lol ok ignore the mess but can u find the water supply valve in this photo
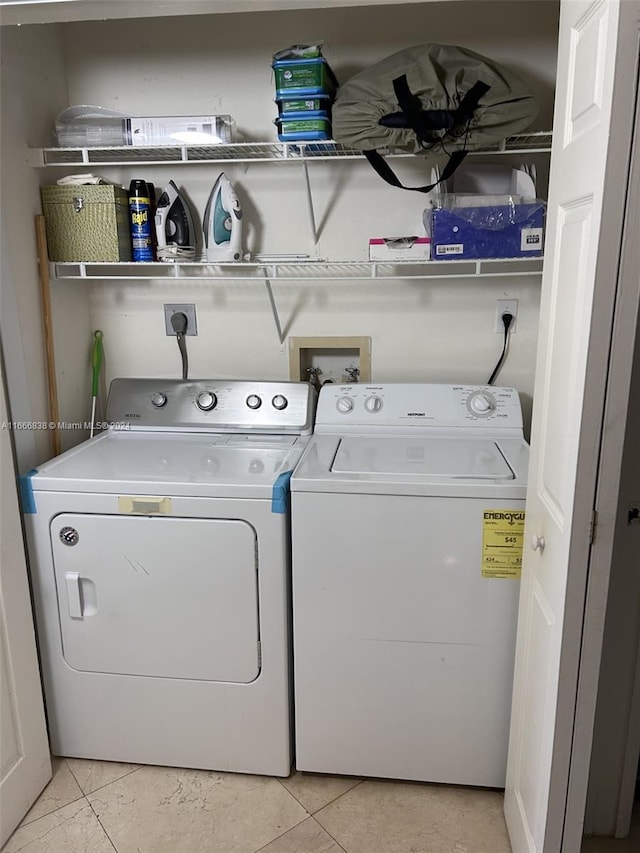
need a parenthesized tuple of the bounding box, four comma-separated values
(344, 366, 360, 384)
(306, 367, 323, 391)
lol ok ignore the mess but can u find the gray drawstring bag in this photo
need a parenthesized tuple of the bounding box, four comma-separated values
(332, 44, 538, 192)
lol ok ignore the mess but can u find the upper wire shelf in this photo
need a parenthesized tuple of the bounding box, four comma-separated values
(35, 132, 553, 167)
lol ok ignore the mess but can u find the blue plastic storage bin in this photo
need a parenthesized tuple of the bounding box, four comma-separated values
(275, 110, 332, 142)
(276, 94, 333, 114)
(431, 201, 545, 260)
(272, 57, 338, 97)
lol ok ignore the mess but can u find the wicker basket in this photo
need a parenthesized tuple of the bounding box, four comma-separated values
(41, 184, 132, 262)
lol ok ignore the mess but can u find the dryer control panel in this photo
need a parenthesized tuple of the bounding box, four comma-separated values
(315, 384, 524, 433)
(106, 378, 318, 434)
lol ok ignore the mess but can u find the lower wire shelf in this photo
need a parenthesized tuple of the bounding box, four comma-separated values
(50, 257, 544, 282)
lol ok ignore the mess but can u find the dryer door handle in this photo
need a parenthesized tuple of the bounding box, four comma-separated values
(65, 571, 83, 619)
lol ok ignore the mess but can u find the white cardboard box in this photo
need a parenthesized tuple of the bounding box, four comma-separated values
(369, 236, 431, 261)
(128, 115, 234, 146)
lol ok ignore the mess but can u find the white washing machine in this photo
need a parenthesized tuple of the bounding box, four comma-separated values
(21, 378, 316, 777)
(291, 383, 529, 787)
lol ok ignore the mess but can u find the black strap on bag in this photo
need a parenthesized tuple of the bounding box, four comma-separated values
(364, 147, 468, 193)
(366, 78, 491, 193)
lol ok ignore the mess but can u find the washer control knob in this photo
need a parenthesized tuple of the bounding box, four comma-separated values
(150, 392, 167, 408)
(365, 395, 383, 413)
(336, 396, 354, 413)
(196, 391, 217, 411)
(468, 391, 496, 416)
(272, 394, 288, 410)
(247, 394, 262, 410)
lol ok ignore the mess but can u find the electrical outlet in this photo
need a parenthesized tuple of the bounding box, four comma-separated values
(495, 299, 518, 334)
(164, 304, 197, 336)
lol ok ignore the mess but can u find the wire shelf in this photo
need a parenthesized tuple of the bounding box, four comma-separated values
(37, 132, 553, 167)
(50, 257, 544, 282)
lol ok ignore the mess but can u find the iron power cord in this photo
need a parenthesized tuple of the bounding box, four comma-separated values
(487, 312, 514, 386)
(171, 311, 189, 381)
(156, 244, 196, 261)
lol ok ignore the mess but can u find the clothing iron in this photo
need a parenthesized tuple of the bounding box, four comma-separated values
(155, 180, 196, 261)
(203, 172, 243, 262)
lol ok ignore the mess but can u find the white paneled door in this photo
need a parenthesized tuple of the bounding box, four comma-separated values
(505, 1, 640, 851)
(0, 358, 50, 846)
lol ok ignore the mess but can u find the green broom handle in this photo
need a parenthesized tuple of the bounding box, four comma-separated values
(91, 330, 103, 398)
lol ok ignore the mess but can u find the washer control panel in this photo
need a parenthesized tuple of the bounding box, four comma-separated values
(106, 379, 317, 434)
(317, 384, 523, 431)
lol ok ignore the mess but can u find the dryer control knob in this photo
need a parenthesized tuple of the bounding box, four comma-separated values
(336, 396, 354, 413)
(151, 392, 167, 408)
(196, 391, 217, 411)
(247, 394, 262, 410)
(468, 391, 496, 416)
(272, 394, 288, 410)
(365, 395, 383, 413)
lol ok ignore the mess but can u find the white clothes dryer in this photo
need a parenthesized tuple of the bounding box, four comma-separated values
(291, 383, 529, 787)
(21, 378, 316, 777)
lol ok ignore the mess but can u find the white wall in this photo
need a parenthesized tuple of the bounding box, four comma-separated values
(0, 23, 72, 466)
(1, 1, 560, 464)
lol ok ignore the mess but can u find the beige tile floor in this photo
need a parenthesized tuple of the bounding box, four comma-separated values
(2, 757, 638, 853)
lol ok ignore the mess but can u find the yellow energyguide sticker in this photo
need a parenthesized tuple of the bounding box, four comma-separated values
(482, 509, 526, 579)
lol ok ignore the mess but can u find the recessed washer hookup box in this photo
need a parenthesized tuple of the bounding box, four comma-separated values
(431, 199, 545, 260)
(369, 236, 431, 261)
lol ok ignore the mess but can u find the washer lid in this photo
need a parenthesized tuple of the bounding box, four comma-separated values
(331, 436, 514, 479)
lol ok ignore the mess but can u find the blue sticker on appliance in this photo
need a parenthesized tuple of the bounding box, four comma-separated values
(271, 470, 293, 514)
(18, 468, 39, 513)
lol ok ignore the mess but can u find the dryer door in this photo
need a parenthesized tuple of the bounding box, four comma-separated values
(50, 514, 260, 683)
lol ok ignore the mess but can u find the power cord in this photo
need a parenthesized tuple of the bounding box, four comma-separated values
(171, 311, 189, 381)
(157, 244, 196, 261)
(487, 312, 514, 386)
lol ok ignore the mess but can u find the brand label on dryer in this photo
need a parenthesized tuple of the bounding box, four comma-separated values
(481, 509, 525, 579)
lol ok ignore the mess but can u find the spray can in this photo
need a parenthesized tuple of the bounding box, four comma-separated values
(128, 180, 154, 261)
